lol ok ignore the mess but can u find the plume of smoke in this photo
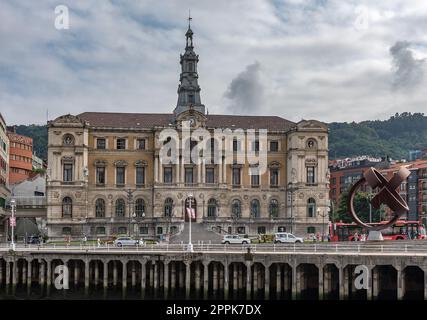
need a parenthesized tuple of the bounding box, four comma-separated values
(390, 41, 425, 90)
(224, 61, 264, 114)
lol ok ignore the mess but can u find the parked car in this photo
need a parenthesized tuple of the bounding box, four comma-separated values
(113, 237, 144, 247)
(27, 235, 41, 244)
(274, 232, 303, 244)
(221, 234, 251, 245)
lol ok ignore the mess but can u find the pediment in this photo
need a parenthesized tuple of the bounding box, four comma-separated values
(297, 120, 328, 131)
(49, 114, 86, 128)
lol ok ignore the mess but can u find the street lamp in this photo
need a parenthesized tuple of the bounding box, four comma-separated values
(187, 193, 194, 252)
(287, 182, 297, 234)
(10, 199, 16, 251)
(317, 207, 328, 242)
(126, 189, 135, 237)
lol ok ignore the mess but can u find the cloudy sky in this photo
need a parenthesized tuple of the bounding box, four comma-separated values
(1, 0, 427, 125)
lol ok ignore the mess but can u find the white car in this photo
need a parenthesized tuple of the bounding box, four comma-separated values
(274, 232, 303, 244)
(113, 237, 144, 247)
(221, 235, 251, 245)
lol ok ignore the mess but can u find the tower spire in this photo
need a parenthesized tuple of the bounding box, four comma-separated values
(173, 15, 205, 116)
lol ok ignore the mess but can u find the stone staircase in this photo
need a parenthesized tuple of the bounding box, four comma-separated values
(170, 222, 222, 244)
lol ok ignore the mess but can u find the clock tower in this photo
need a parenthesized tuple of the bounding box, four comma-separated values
(173, 15, 206, 117)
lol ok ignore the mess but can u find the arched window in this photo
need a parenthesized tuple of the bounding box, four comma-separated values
(307, 198, 316, 217)
(250, 199, 260, 218)
(95, 198, 105, 218)
(231, 199, 241, 219)
(164, 198, 173, 217)
(207, 198, 217, 218)
(62, 197, 72, 217)
(115, 199, 126, 217)
(63, 134, 75, 146)
(269, 199, 279, 218)
(135, 198, 145, 217)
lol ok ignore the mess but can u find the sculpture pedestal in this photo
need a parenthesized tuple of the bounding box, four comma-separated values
(367, 230, 383, 241)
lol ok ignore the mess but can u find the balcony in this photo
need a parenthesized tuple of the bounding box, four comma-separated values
(6, 196, 47, 208)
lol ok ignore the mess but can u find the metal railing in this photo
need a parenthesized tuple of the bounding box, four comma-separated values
(1, 241, 427, 254)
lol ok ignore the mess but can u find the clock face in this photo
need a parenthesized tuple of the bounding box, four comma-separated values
(189, 118, 195, 126)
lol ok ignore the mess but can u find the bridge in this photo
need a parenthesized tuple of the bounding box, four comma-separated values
(1, 242, 427, 300)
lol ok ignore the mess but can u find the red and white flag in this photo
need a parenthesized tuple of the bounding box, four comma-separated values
(186, 207, 195, 219)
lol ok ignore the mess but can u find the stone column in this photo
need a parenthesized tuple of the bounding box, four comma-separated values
(171, 262, 176, 292)
(159, 165, 164, 184)
(149, 261, 154, 290)
(292, 264, 297, 300)
(84, 260, 90, 293)
(6, 261, 10, 286)
(246, 262, 252, 300)
(40, 260, 45, 286)
(276, 264, 282, 299)
(12, 260, 17, 287)
(164, 261, 169, 299)
(103, 261, 108, 289)
(201, 160, 205, 184)
(366, 265, 373, 301)
(131, 262, 136, 288)
(318, 265, 324, 300)
(22, 261, 27, 286)
(372, 267, 379, 300)
(27, 259, 32, 289)
(154, 156, 159, 183)
(46, 260, 51, 289)
(113, 261, 118, 287)
(253, 264, 258, 298)
(396, 266, 403, 300)
(0, 260, 3, 285)
(218, 158, 223, 184)
(185, 261, 191, 299)
(233, 264, 238, 298)
(74, 260, 80, 287)
(181, 158, 185, 183)
(219, 265, 224, 295)
(339, 266, 344, 300)
(141, 260, 147, 298)
(424, 268, 427, 301)
(213, 263, 218, 295)
(154, 261, 159, 297)
(95, 262, 99, 287)
(224, 262, 229, 300)
(203, 262, 209, 300)
(122, 260, 128, 290)
(223, 158, 227, 184)
(195, 262, 200, 297)
(265, 264, 270, 300)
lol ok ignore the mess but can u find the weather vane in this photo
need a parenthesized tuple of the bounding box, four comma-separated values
(347, 166, 410, 238)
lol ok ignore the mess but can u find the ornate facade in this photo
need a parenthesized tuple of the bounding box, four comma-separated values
(46, 24, 329, 240)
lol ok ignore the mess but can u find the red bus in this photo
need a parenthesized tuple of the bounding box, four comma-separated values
(329, 220, 427, 241)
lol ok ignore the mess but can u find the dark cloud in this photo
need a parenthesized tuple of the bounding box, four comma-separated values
(224, 61, 264, 114)
(390, 41, 425, 90)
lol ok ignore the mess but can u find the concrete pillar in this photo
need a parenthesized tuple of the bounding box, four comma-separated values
(131, 262, 136, 288)
(276, 264, 281, 299)
(113, 261, 118, 287)
(203, 262, 209, 300)
(265, 264, 270, 300)
(318, 265, 324, 300)
(164, 261, 169, 299)
(185, 262, 191, 299)
(122, 261, 127, 290)
(103, 261, 108, 289)
(224, 262, 229, 300)
(141, 260, 147, 298)
(95, 262, 99, 286)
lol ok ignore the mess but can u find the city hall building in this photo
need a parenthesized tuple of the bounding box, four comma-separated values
(46, 24, 329, 240)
